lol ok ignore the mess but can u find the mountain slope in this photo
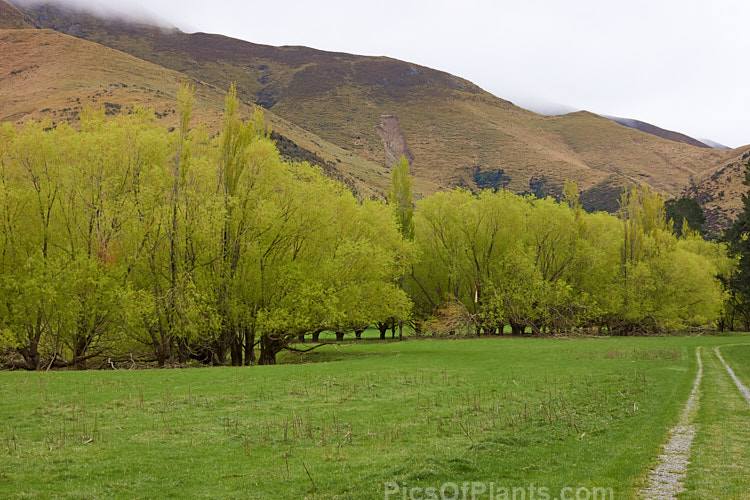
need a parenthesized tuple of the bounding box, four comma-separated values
(0, 28, 389, 198)
(685, 149, 750, 231)
(0, 0, 32, 28)
(4, 0, 748, 233)
(605, 116, 712, 149)
(13, 2, 738, 202)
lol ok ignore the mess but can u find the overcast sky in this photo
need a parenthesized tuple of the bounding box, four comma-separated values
(34, 0, 750, 147)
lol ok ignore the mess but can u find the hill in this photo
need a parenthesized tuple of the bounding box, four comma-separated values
(3, 0, 748, 232)
(0, 27, 389, 198)
(685, 149, 750, 231)
(605, 116, 712, 149)
(0, 0, 31, 28)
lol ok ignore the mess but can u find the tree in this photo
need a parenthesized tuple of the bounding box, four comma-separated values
(618, 184, 672, 267)
(409, 184, 726, 337)
(722, 161, 750, 329)
(0, 91, 421, 369)
(409, 189, 529, 334)
(615, 184, 725, 332)
(387, 154, 415, 339)
(252, 165, 413, 364)
(119, 87, 222, 367)
(388, 155, 415, 241)
(212, 84, 266, 365)
(665, 197, 705, 237)
(0, 114, 146, 369)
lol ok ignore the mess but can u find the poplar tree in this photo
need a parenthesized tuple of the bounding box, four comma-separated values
(387, 154, 414, 339)
(388, 155, 415, 241)
(215, 83, 259, 365)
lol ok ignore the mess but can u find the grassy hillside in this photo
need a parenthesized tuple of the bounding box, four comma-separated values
(0, 28, 390, 199)
(4, 0, 748, 230)
(607, 116, 713, 149)
(686, 149, 750, 231)
(0, 0, 32, 28)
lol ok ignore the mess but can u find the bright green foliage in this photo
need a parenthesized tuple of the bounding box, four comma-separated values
(0, 91, 413, 368)
(562, 178, 582, 214)
(410, 186, 727, 335)
(0, 95, 732, 369)
(212, 83, 264, 365)
(242, 161, 413, 364)
(614, 185, 725, 332)
(0, 113, 164, 369)
(387, 154, 415, 240)
(618, 184, 673, 266)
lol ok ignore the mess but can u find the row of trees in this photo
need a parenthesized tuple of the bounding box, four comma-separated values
(0, 86, 736, 368)
(0, 85, 412, 369)
(406, 184, 729, 335)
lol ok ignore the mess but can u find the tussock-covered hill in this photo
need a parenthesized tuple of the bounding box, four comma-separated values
(0, 27, 388, 198)
(0, 0, 32, 28)
(605, 116, 713, 149)
(3, 0, 748, 232)
(685, 149, 750, 231)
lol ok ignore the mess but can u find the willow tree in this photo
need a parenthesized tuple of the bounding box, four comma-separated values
(250, 161, 413, 364)
(0, 120, 66, 369)
(612, 184, 728, 332)
(409, 189, 529, 334)
(0, 113, 149, 369)
(118, 85, 223, 366)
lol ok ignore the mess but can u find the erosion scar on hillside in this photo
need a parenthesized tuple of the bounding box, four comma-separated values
(374, 114, 414, 169)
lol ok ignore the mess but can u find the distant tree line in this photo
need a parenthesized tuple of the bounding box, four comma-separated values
(0, 86, 737, 369)
(407, 182, 729, 336)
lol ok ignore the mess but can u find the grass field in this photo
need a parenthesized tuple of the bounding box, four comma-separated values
(682, 343, 750, 498)
(1, 334, 749, 499)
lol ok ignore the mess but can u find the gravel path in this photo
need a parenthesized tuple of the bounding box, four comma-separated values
(640, 347, 702, 500)
(714, 346, 750, 407)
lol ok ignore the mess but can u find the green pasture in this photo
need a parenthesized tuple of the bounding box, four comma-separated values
(1, 335, 749, 499)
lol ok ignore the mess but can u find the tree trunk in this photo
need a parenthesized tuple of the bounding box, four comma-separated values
(398, 322, 403, 341)
(18, 342, 41, 371)
(413, 320, 423, 337)
(311, 330, 321, 343)
(147, 324, 168, 367)
(73, 332, 92, 370)
(175, 337, 190, 365)
(377, 322, 389, 340)
(243, 326, 255, 366)
(335, 331, 345, 342)
(230, 329, 243, 366)
(258, 333, 283, 365)
(354, 327, 366, 340)
(510, 320, 524, 336)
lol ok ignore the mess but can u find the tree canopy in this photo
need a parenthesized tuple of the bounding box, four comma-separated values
(0, 93, 413, 368)
(0, 91, 736, 369)
(408, 185, 728, 336)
